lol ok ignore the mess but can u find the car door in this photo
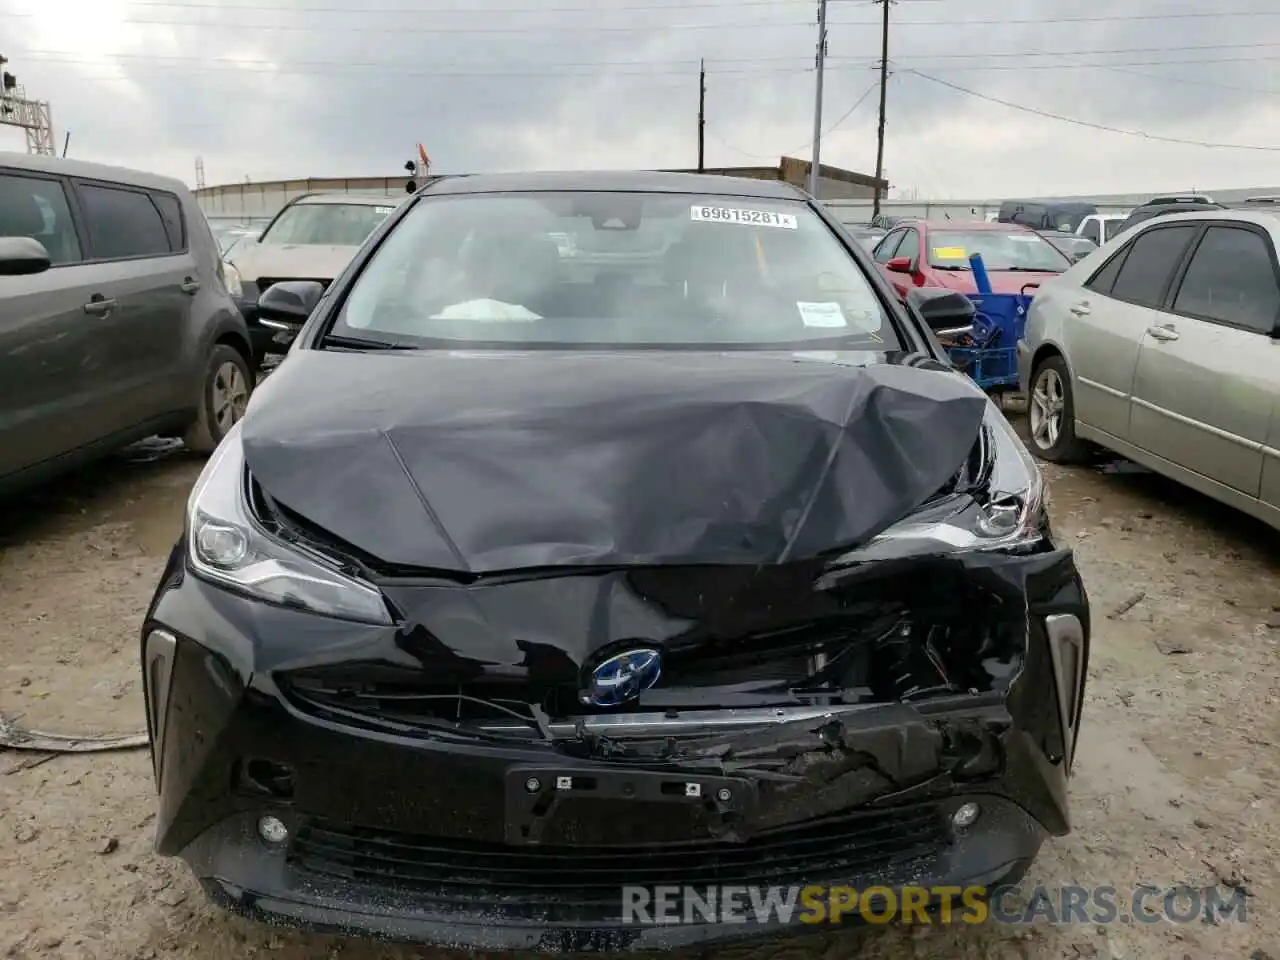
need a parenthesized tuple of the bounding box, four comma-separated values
(871, 229, 908, 296)
(71, 179, 196, 428)
(1129, 222, 1280, 497)
(894, 227, 926, 291)
(1062, 223, 1199, 440)
(1078, 217, 1102, 245)
(0, 168, 117, 478)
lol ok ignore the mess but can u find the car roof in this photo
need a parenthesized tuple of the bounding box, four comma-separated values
(422, 170, 808, 201)
(905, 219, 1039, 233)
(1132, 209, 1280, 231)
(293, 192, 404, 206)
(0, 150, 192, 196)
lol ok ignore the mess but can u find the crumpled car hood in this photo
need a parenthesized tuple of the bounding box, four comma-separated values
(240, 350, 989, 572)
(228, 243, 361, 283)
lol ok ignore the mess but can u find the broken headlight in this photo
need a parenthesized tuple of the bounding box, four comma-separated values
(185, 422, 392, 625)
(845, 406, 1047, 559)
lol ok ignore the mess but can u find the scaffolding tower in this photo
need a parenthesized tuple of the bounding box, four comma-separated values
(0, 57, 56, 156)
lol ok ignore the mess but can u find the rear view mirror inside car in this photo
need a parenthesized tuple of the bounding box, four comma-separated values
(0, 236, 51, 276)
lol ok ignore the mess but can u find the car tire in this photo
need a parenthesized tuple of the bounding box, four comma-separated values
(185, 344, 254, 455)
(1027, 355, 1089, 463)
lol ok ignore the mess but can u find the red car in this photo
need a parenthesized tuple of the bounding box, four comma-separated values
(869, 219, 1072, 298)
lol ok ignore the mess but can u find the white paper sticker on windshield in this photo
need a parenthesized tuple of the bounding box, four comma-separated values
(430, 299, 541, 322)
(691, 205, 797, 229)
(797, 301, 847, 328)
(1008, 234, 1040, 242)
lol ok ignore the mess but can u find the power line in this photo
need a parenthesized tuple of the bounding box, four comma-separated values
(0, 10, 814, 32)
(29, 0, 1280, 25)
(6, 6, 1280, 34)
(905, 68, 1280, 152)
(16, 55, 1280, 84)
(11, 41, 1280, 71)
(1096, 64, 1279, 96)
(832, 9, 1280, 27)
(902, 54, 1280, 72)
(715, 78, 880, 163)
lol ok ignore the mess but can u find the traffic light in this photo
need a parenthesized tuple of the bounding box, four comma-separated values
(2, 72, 15, 91)
(405, 159, 417, 194)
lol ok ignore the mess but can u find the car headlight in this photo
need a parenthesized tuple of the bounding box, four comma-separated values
(186, 422, 392, 625)
(839, 405, 1047, 561)
(222, 261, 244, 299)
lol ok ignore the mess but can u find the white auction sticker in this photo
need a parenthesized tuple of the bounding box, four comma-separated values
(691, 205, 798, 229)
(796, 301, 848, 328)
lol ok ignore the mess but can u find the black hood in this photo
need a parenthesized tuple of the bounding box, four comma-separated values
(240, 350, 989, 573)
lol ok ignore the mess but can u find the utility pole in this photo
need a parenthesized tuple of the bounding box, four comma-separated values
(697, 59, 706, 172)
(872, 0, 890, 219)
(807, 0, 828, 197)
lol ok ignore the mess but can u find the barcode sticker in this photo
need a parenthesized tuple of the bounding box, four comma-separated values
(691, 206, 798, 229)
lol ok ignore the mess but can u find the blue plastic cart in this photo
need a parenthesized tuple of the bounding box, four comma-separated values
(943, 253, 1038, 394)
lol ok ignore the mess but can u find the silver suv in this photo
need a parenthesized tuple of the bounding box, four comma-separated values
(0, 152, 254, 492)
(222, 193, 401, 362)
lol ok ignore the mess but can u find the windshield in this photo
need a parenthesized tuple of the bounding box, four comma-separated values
(333, 191, 900, 350)
(927, 228, 1071, 272)
(262, 201, 395, 246)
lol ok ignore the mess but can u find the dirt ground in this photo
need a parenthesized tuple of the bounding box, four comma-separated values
(2, 411, 1278, 960)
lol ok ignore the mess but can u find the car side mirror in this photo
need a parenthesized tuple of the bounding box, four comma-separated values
(886, 255, 915, 274)
(0, 236, 51, 276)
(906, 286, 976, 338)
(257, 280, 325, 336)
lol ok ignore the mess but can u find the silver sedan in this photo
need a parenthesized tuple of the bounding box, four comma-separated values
(1018, 209, 1280, 528)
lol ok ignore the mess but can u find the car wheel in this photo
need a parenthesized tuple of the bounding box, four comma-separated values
(185, 344, 253, 455)
(1027, 355, 1089, 463)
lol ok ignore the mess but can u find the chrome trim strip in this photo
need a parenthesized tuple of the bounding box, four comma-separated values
(478, 705, 864, 738)
(1130, 397, 1262, 452)
(144, 629, 177, 787)
(1076, 376, 1127, 400)
(1045, 613, 1085, 771)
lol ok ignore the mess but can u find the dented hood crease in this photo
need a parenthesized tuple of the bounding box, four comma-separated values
(240, 350, 988, 572)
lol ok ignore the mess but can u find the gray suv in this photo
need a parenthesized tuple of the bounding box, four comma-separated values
(0, 153, 254, 492)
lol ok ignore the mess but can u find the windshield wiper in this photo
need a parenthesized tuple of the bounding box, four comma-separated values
(323, 334, 420, 351)
(1000, 266, 1056, 272)
(930, 264, 969, 271)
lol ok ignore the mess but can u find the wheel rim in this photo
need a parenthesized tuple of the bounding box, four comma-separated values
(211, 361, 249, 433)
(1029, 367, 1065, 450)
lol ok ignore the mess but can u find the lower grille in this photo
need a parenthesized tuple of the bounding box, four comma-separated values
(289, 804, 947, 921)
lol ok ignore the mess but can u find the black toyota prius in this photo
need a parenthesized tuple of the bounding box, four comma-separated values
(141, 171, 1090, 951)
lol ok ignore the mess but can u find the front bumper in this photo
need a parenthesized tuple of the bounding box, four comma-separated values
(141, 546, 1089, 950)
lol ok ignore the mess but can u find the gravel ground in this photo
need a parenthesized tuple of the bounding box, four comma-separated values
(1, 412, 1278, 960)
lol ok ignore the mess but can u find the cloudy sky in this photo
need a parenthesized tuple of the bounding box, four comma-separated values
(0, 0, 1277, 198)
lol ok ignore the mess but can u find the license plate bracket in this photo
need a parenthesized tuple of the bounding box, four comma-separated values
(504, 767, 757, 846)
